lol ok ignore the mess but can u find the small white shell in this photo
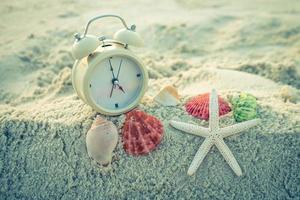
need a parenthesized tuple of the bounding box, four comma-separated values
(279, 85, 299, 103)
(154, 85, 180, 106)
(86, 115, 118, 167)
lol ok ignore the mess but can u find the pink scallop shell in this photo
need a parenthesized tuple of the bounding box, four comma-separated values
(122, 110, 164, 156)
(185, 93, 231, 120)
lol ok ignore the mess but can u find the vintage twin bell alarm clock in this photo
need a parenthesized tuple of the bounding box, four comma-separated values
(71, 14, 148, 116)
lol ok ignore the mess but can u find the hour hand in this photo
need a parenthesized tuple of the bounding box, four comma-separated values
(117, 84, 125, 93)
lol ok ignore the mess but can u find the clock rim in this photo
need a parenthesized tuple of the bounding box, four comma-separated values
(72, 58, 88, 104)
(83, 48, 148, 116)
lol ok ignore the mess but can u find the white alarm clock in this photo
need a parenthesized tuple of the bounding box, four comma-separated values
(71, 14, 148, 116)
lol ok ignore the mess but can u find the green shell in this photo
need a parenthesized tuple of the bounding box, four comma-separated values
(231, 93, 257, 122)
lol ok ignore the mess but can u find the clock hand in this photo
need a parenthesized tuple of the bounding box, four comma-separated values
(109, 84, 114, 98)
(117, 84, 125, 93)
(116, 59, 123, 79)
(108, 58, 116, 79)
(109, 84, 117, 98)
(115, 59, 125, 94)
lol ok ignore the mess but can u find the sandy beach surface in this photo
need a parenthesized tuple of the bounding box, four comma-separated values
(0, 0, 300, 199)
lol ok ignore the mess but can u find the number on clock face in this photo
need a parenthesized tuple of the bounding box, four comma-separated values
(89, 55, 143, 111)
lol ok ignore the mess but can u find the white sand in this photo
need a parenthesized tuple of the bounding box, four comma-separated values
(0, 0, 299, 199)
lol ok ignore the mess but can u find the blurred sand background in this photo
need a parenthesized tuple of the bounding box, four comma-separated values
(0, 0, 300, 199)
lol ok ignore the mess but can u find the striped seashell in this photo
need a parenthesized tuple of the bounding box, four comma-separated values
(185, 93, 231, 120)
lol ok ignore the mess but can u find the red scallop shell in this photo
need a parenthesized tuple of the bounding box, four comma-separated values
(122, 110, 164, 156)
(185, 93, 231, 120)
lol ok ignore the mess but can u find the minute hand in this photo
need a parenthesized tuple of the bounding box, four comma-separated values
(108, 58, 116, 79)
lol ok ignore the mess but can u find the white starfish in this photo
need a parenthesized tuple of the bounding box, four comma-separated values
(170, 89, 260, 176)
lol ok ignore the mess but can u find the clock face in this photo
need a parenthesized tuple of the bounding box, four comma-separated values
(88, 55, 145, 112)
